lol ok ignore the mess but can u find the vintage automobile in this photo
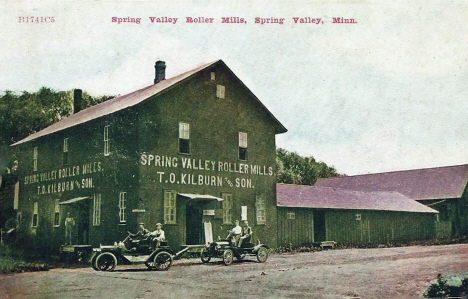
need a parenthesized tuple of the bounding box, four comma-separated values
(90, 233, 174, 271)
(200, 236, 269, 266)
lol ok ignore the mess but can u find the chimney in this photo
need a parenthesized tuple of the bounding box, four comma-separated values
(73, 89, 83, 114)
(154, 61, 166, 84)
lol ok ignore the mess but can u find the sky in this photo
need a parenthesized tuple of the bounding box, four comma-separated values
(1, 0, 467, 175)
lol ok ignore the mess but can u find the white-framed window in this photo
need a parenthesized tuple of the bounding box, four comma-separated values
(355, 213, 361, 221)
(255, 195, 266, 225)
(178, 122, 190, 154)
(211, 72, 216, 81)
(33, 147, 38, 171)
(239, 132, 248, 160)
(104, 125, 110, 156)
(93, 193, 101, 226)
(119, 192, 126, 223)
(164, 190, 177, 224)
(286, 211, 296, 220)
(63, 138, 69, 165)
(216, 84, 225, 99)
(32, 202, 38, 227)
(54, 199, 60, 227)
(222, 193, 233, 224)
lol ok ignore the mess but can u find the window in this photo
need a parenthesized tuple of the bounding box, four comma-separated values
(211, 72, 216, 81)
(54, 199, 60, 227)
(63, 138, 69, 165)
(178, 122, 190, 154)
(286, 211, 296, 220)
(104, 125, 110, 156)
(119, 192, 127, 223)
(255, 195, 266, 225)
(222, 193, 233, 224)
(355, 213, 361, 221)
(33, 147, 38, 171)
(216, 84, 225, 99)
(93, 194, 101, 226)
(164, 190, 177, 224)
(32, 202, 38, 227)
(239, 132, 248, 160)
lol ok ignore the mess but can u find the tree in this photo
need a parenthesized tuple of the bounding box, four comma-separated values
(276, 148, 340, 185)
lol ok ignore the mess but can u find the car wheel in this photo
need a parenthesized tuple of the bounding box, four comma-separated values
(256, 247, 268, 263)
(200, 248, 211, 263)
(223, 249, 234, 266)
(154, 251, 173, 271)
(95, 252, 117, 271)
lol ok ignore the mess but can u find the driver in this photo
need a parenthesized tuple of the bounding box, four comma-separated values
(128, 223, 150, 240)
(150, 223, 165, 249)
(227, 220, 242, 246)
(238, 220, 252, 247)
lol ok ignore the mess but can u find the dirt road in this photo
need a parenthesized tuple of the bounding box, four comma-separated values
(1, 244, 467, 299)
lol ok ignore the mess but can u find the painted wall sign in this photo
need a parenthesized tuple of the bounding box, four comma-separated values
(132, 209, 146, 213)
(22, 161, 104, 196)
(203, 210, 215, 216)
(140, 153, 274, 189)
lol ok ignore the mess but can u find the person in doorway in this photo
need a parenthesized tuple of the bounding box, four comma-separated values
(238, 220, 252, 247)
(150, 223, 165, 249)
(64, 212, 75, 245)
(227, 220, 242, 246)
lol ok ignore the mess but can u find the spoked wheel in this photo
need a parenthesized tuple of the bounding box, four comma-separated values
(256, 247, 268, 263)
(223, 249, 234, 266)
(200, 248, 211, 263)
(154, 251, 173, 271)
(95, 252, 117, 271)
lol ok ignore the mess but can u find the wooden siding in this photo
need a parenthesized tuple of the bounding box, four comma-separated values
(278, 207, 437, 248)
(277, 208, 314, 248)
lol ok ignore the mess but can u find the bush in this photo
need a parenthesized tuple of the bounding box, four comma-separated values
(423, 274, 468, 298)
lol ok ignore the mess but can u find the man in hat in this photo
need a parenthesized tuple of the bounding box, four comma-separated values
(64, 212, 75, 245)
(150, 223, 165, 249)
(238, 220, 252, 247)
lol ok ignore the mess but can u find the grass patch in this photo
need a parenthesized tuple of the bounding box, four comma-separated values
(423, 273, 468, 298)
(0, 245, 50, 273)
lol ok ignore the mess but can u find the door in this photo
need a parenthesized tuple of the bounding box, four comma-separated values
(186, 204, 202, 245)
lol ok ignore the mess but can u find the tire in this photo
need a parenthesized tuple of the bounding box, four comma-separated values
(256, 247, 268, 263)
(90, 254, 99, 271)
(95, 252, 118, 271)
(154, 251, 173, 271)
(200, 248, 211, 263)
(223, 249, 234, 266)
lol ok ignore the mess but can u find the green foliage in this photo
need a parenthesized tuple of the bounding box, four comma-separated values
(423, 274, 468, 298)
(276, 148, 341, 185)
(0, 87, 115, 146)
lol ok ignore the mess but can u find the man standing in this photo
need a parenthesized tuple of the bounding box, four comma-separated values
(64, 212, 75, 245)
(238, 220, 252, 247)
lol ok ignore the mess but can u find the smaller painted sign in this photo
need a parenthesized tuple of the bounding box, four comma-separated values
(203, 210, 215, 216)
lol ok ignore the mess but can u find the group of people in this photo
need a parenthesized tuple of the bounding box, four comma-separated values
(128, 219, 252, 250)
(128, 222, 165, 250)
(227, 220, 252, 247)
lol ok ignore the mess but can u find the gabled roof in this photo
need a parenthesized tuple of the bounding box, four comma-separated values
(276, 184, 438, 213)
(12, 60, 287, 146)
(315, 164, 468, 201)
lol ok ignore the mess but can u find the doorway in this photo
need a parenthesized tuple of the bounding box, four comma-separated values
(313, 210, 326, 242)
(186, 205, 202, 245)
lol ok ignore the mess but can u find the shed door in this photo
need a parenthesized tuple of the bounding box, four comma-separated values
(313, 210, 326, 242)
